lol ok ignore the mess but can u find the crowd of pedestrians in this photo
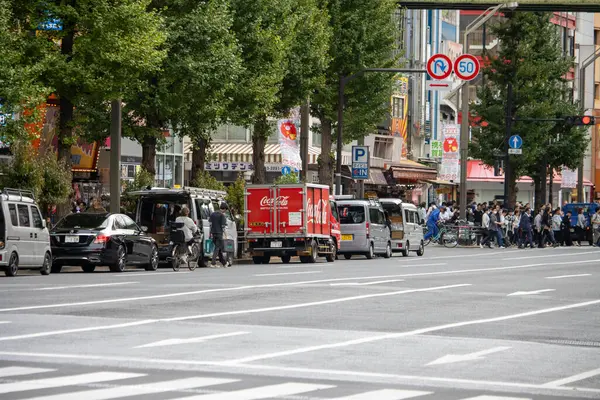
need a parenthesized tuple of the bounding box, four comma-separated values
(421, 200, 599, 249)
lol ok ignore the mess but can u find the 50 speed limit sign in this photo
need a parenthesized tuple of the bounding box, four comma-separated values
(454, 54, 480, 81)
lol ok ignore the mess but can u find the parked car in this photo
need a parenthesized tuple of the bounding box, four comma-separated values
(380, 199, 425, 257)
(336, 199, 392, 259)
(0, 188, 51, 277)
(50, 212, 158, 273)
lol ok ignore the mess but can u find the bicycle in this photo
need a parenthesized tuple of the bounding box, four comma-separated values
(423, 222, 458, 248)
(169, 222, 202, 271)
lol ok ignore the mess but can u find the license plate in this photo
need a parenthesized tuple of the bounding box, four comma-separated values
(342, 234, 353, 241)
(270, 241, 282, 248)
(65, 236, 79, 243)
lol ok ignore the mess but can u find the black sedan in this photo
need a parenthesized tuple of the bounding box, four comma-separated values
(50, 212, 158, 273)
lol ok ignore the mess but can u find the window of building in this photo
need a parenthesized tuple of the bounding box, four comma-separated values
(312, 127, 322, 147)
(228, 125, 247, 141)
(392, 96, 404, 119)
(373, 136, 393, 160)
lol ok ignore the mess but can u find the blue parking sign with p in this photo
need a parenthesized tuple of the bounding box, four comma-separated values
(351, 146, 369, 180)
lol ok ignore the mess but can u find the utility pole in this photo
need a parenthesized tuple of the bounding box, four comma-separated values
(300, 97, 310, 182)
(503, 81, 513, 207)
(109, 100, 122, 213)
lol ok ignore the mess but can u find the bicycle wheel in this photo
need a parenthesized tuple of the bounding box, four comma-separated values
(171, 245, 181, 271)
(441, 230, 459, 248)
(423, 237, 432, 246)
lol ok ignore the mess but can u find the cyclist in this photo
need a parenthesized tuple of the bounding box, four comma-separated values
(175, 206, 199, 263)
(424, 205, 441, 241)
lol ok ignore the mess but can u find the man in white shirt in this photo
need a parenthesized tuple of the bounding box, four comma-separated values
(175, 207, 199, 262)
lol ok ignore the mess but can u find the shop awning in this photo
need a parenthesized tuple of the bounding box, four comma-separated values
(467, 160, 593, 186)
(423, 179, 458, 186)
(365, 168, 389, 186)
(390, 159, 437, 182)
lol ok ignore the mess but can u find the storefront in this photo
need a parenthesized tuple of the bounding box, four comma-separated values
(389, 159, 438, 204)
(155, 134, 184, 188)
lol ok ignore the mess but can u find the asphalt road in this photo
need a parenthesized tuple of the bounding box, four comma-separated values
(0, 245, 599, 400)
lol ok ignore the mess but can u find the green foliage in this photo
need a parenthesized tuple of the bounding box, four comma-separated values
(274, 172, 300, 184)
(225, 174, 245, 222)
(121, 167, 155, 212)
(0, 143, 72, 212)
(192, 170, 226, 191)
(471, 12, 582, 182)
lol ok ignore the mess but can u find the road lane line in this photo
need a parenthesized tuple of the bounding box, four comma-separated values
(330, 280, 405, 286)
(0, 321, 9, 324)
(0, 366, 54, 378)
(332, 389, 432, 399)
(111, 271, 190, 276)
(219, 298, 600, 365)
(168, 382, 334, 400)
(461, 396, 531, 400)
(34, 282, 139, 291)
(503, 251, 599, 261)
(162, 284, 471, 323)
(254, 271, 322, 277)
(0, 320, 157, 342)
(0, 372, 144, 394)
(135, 331, 250, 348)
(1, 259, 596, 313)
(23, 377, 238, 400)
(546, 273, 592, 279)
(542, 367, 600, 387)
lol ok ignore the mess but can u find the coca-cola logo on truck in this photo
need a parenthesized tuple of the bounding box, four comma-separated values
(307, 198, 329, 225)
(260, 196, 289, 209)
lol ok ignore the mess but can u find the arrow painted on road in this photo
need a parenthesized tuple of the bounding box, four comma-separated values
(507, 289, 555, 297)
(427, 346, 510, 366)
(134, 331, 249, 349)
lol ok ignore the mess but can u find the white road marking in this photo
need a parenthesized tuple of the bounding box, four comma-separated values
(34, 282, 139, 291)
(0, 371, 144, 394)
(426, 346, 511, 366)
(1, 259, 597, 313)
(22, 377, 238, 400)
(461, 396, 531, 400)
(111, 271, 190, 277)
(219, 298, 600, 364)
(162, 284, 471, 323)
(0, 321, 9, 324)
(428, 251, 515, 259)
(507, 289, 555, 297)
(546, 273, 592, 280)
(0, 319, 157, 342)
(503, 250, 599, 261)
(0, 366, 54, 378)
(135, 331, 250, 349)
(543, 367, 600, 387)
(330, 280, 405, 286)
(168, 382, 334, 400)
(333, 389, 432, 399)
(254, 271, 322, 277)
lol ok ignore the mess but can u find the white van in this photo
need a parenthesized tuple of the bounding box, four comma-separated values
(0, 188, 51, 276)
(379, 199, 425, 257)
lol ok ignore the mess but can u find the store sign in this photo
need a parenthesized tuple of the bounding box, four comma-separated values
(392, 169, 437, 181)
(561, 167, 577, 188)
(439, 124, 460, 182)
(204, 162, 284, 172)
(431, 140, 442, 158)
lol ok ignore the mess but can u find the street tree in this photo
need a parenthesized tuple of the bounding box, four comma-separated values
(311, 0, 399, 186)
(471, 12, 582, 208)
(8, 0, 166, 170)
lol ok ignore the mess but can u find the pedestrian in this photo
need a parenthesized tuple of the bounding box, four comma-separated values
(480, 207, 492, 248)
(519, 207, 535, 249)
(86, 197, 107, 213)
(209, 202, 231, 268)
(575, 208, 587, 246)
(562, 211, 574, 247)
(552, 208, 563, 246)
(175, 206, 199, 264)
(592, 208, 600, 246)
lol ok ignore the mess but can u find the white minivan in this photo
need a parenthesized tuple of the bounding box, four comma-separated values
(0, 188, 52, 276)
(380, 199, 425, 257)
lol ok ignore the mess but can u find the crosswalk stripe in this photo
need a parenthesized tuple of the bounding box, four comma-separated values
(19, 377, 238, 400)
(0, 367, 55, 378)
(0, 372, 144, 394)
(334, 389, 433, 399)
(168, 382, 334, 399)
(461, 396, 532, 400)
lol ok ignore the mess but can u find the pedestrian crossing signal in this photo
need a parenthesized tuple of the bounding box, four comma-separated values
(565, 116, 596, 126)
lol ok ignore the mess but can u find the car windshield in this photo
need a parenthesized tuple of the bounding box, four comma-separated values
(338, 206, 365, 224)
(55, 213, 108, 230)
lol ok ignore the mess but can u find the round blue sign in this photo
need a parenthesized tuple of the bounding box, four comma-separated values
(281, 166, 292, 175)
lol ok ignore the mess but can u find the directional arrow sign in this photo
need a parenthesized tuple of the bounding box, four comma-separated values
(135, 331, 249, 349)
(507, 289, 555, 296)
(427, 346, 511, 366)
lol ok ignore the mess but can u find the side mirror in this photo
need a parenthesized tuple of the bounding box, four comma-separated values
(140, 226, 148, 233)
(42, 220, 47, 229)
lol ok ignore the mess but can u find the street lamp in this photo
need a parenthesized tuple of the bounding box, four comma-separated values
(459, 2, 518, 219)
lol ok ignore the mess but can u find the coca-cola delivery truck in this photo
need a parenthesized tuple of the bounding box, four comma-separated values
(245, 183, 340, 264)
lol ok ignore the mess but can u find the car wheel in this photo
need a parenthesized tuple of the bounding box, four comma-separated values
(325, 240, 336, 263)
(40, 252, 51, 275)
(401, 241, 409, 257)
(281, 255, 291, 264)
(5, 253, 18, 277)
(384, 242, 392, 259)
(82, 265, 96, 273)
(51, 264, 62, 274)
(110, 245, 126, 272)
(343, 254, 352, 260)
(145, 245, 159, 271)
(416, 241, 425, 256)
(252, 256, 263, 265)
(366, 244, 374, 260)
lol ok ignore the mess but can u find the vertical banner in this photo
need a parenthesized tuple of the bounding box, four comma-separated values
(430, 140, 442, 158)
(391, 76, 409, 159)
(561, 167, 577, 188)
(277, 119, 302, 170)
(439, 124, 460, 182)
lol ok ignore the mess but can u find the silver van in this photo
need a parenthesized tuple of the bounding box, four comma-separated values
(0, 188, 52, 276)
(337, 199, 392, 259)
(380, 199, 425, 257)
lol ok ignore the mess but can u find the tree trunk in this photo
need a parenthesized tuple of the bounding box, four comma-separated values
(539, 163, 547, 209)
(533, 176, 543, 211)
(141, 135, 157, 176)
(252, 115, 269, 184)
(191, 136, 208, 184)
(548, 167, 554, 206)
(57, 28, 75, 169)
(318, 119, 334, 187)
